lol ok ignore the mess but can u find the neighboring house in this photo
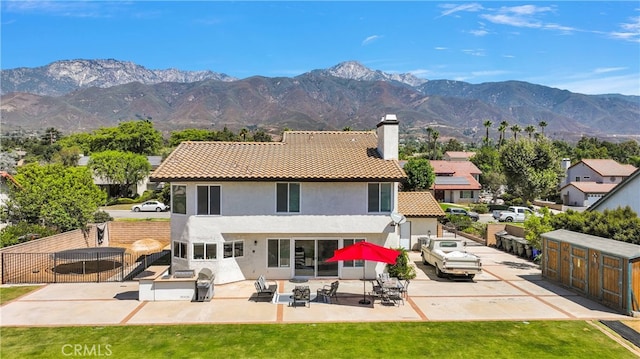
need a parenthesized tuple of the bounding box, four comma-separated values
(79, 155, 163, 197)
(444, 151, 476, 162)
(589, 168, 640, 215)
(429, 160, 482, 203)
(150, 115, 407, 284)
(563, 159, 636, 187)
(561, 159, 636, 207)
(397, 191, 445, 251)
(560, 182, 617, 208)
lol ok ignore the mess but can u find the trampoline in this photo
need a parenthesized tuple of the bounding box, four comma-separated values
(52, 247, 127, 275)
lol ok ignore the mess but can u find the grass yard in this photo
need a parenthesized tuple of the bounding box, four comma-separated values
(0, 321, 635, 358)
(0, 286, 41, 305)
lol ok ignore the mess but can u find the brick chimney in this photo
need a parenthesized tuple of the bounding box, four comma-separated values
(376, 114, 399, 160)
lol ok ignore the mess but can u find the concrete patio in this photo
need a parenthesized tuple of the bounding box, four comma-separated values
(0, 244, 633, 327)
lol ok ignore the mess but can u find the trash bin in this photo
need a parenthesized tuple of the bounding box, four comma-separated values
(495, 230, 507, 250)
(196, 268, 215, 302)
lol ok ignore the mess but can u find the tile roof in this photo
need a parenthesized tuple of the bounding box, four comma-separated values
(430, 160, 481, 175)
(398, 191, 445, 217)
(561, 181, 618, 193)
(151, 131, 406, 182)
(577, 159, 637, 177)
(444, 151, 476, 159)
(432, 175, 482, 190)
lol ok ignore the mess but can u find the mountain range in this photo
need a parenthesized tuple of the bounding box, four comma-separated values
(1, 59, 639, 142)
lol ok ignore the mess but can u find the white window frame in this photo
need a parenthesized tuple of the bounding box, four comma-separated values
(223, 240, 244, 259)
(193, 242, 217, 260)
(368, 182, 392, 213)
(173, 241, 187, 259)
(276, 182, 301, 213)
(171, 185, 187, 215)
(196, 185, 221, 215)
(267, 238, 291, 268)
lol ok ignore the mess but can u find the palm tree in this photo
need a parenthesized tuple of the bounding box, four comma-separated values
(510, 125, 522, 140)
(239, 128, 249, 141)
(524, 125, 536, 139)
(483, 120, 493, 145)
(425, 127, 434, 156)
(538, 121, 548, 136)
(498, 121, 509, 146)
(431, 130, 440, 159)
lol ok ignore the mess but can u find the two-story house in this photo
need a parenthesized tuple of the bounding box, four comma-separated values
(560, 159, 636, 207)
(150, 115, 407, 284)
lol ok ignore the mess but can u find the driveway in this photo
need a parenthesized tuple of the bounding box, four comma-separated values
(0, 244, 631, 326)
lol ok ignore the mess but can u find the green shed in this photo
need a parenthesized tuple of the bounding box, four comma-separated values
(541, 229, 640, 315)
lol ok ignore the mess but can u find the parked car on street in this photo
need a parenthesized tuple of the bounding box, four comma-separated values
(131, 201, 169, 212)
(492, 206, 540, 222)
(444, 207, 480, 221)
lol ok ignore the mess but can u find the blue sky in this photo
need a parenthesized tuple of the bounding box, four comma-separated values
(2, 1, 639, 95)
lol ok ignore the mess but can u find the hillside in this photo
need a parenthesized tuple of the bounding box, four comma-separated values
(1, 60, 638, 142)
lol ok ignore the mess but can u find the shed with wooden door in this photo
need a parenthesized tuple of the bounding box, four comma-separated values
(541, 229, 640, 315)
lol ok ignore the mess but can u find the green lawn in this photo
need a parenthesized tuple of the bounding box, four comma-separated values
(0, 321, 635, 358)
(0, 286, 41, 305)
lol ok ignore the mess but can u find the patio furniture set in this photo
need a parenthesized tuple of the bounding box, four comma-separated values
(369, 273, 409, 306)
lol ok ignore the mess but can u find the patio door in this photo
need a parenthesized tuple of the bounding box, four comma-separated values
(294, 239, 338, 278)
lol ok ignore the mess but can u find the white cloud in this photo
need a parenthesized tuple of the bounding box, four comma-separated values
(462, 49, 486, 57)
(550, 75, 640, 96)
(439, 3, 484, 17)
(469, 29, 489, 36)
(2, 0, 131, 19)
(362, 35, 381, 46)
(434, 47, 448, 51)
(593, 67, 627, 74)
(609, 15, 640, 42)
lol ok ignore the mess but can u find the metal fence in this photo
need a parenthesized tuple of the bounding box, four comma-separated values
(1, 251, 138, 284)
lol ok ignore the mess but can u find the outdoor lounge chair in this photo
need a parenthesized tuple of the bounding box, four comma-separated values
(291, 286, 310, 308)
(254, 275, 277, 301)
(316, 281, 339, 304)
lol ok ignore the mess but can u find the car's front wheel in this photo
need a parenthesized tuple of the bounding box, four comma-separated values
(133, 207, 140, 212)
(156, 207, 162, 212)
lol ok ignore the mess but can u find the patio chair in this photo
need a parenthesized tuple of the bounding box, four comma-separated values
(291, 286, 310, 308)
(316, 281, 339, 304)
(399, 280, 410, 299)
(387, 288, 404, 306)
(254, 275, 277, 301)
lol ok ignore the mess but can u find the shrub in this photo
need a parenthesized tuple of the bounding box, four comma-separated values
(92, 210, 113, 223)
(470, 203, 489, 214)
(387, 248, 416, 280)
(0, 223, 58, 248)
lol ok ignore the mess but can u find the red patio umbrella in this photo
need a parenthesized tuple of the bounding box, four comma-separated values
(326, 241, 401, 305)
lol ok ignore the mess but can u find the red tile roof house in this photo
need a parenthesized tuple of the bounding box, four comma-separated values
(429, 160, 482, 203)
(443, 151, 476, 162)
(560, 159, 637, 207)
(151, 115, 408, 284)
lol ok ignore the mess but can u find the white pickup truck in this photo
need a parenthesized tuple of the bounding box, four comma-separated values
(492, 206, 539, 222)
(420, 238, 482, 280)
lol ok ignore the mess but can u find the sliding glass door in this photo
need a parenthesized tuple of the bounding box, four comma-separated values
(293, 239, 338, 277)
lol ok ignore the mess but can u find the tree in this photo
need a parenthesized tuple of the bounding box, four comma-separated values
(499, 139, 560, 203)
(252, 129, 273, 142)
(498, 121, 509, 147)
(483, 120, 493, 145)
(91, 120, 163, 155)
(56, 146, 81, 166)
(524, 207, 553, 249)
(169, 129, 216, 146)
(402, 158, 435, 191)
(431, 130, 440, 160)
(88, 151, 151, 198)
(510, 124, 522, 140)
(443, 138, 464, 152)
(2, 163, 106, 232)
(524, 125, 536, 139)
(538, 121, 548, 136)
